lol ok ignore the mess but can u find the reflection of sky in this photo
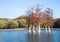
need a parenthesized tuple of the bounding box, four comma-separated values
(0, 0, 60, 18)
(0, 30, 60, 42)
(51, 30, 60, 42)
(0, 30, 28, 42)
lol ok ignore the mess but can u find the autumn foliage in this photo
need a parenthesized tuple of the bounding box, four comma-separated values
(27, 5, 53, 28)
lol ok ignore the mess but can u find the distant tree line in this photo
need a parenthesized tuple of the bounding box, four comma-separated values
(0, 17, 28, 29)
(0, 16, 60, 29)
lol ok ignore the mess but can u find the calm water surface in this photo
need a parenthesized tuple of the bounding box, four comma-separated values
(0, 30, 60, 42)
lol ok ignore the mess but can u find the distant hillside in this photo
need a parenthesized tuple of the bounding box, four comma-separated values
(0, 18, 12, 21)
(14, 16, 28, 20)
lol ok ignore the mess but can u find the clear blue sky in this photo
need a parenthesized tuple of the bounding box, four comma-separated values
(0, 0, 60, 18)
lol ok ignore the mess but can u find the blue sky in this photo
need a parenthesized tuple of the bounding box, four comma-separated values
(0, 0, 60, 18)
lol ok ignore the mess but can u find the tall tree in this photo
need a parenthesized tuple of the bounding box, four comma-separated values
(26, 5, 53, 30)
(44, 8, 53, 28)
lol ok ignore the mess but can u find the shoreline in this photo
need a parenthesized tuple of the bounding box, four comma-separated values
(0, 28, 60, 30)
(0, 28, 27, 31)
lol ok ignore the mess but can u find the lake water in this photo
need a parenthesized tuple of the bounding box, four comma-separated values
(0, 30, 60, 42)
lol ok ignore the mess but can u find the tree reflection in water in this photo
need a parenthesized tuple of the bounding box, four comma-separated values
(27, 30, 52, 42)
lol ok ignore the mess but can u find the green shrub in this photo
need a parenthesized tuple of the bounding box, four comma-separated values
(3, 21, 8, 29)
(0, 22, 5, 29)
(18, 19, 27, 28)
(8, 21, 19, 29)
(0, 20, 9, 29)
